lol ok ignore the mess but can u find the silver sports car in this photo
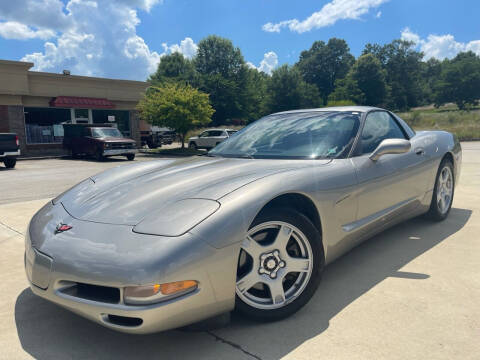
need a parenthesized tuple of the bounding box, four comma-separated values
(25, 106, 461, 333)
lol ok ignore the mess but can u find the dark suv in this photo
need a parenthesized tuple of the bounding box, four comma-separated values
(64, 124, 137, 161)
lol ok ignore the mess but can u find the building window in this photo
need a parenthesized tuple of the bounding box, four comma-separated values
(92, 110, 130, 137)
(24, 107, 72, 144)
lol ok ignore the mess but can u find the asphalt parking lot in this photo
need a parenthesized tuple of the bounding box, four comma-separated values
(0, 143, 479, 360)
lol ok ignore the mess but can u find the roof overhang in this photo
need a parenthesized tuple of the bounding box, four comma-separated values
(49, 96, 115, 109)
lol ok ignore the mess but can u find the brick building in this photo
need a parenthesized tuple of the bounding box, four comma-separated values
(0, 59, 148, 157)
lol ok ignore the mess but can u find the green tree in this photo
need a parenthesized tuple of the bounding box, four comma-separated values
(363, 40, 424, 110)
(137, 83, 214, 148)
(331, 54, 388, 106)
(195, 35, 258, 125)
(433, 52, 480, 110)
(267, 65, 321, 113)
(296, 38, 355, 104)
(149, 52, 197, 85)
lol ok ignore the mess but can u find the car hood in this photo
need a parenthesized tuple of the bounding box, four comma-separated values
(59, 156, 330, 225)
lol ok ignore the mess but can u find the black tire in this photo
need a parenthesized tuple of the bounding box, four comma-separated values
(71, 149, 79, 159)
(95, 149, 104, 162)
(126, 154, 135, 161)
(189, 142, 197, 150)
(235, 207, 324, 321)
(3, 157, 16, 169)
(425, 158, 454, 221)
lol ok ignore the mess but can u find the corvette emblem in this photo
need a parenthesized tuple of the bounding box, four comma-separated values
(55, 224, 72, 234)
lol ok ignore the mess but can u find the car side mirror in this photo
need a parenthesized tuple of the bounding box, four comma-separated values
(369, 138, 411, 161)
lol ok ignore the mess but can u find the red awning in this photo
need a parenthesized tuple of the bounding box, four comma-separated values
(49, 96, 115, 109)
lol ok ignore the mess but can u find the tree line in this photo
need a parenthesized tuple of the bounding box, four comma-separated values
(139, 35, 480, 140)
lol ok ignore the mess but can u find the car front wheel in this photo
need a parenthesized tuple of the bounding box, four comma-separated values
(3, 157, 16, 169)
(235, 207, 323, 321)
(126, 154, 135, 161)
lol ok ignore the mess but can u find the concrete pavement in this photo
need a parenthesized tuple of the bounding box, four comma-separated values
(0, 143, 479, 359)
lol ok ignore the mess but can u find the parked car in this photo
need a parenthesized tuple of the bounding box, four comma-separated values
(188, 129, 237, 150)
(63, 124, 137, 161)
(140, 130, 161, 149)
(159, 130, 176, 145)
(26, 107, 461, 334)
(0, 133, 20, 168)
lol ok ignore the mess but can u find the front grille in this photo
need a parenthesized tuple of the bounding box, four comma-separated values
(60, 282, 121, 304)
(109, 143, 133, 150)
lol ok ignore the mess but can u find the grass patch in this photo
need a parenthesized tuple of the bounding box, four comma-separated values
(398, 105, 480, 141)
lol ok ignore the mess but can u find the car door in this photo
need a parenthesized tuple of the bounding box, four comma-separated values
(209, 130, 226, 147)
(197, 131, 210, 148)
(350, 111, 427, 228)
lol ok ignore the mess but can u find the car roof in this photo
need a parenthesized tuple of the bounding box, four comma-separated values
(272, 106, 383, 115)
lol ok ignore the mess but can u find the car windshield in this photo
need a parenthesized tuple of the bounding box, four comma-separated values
(91, 128, 123, 138)
(209, 111, 361, 159)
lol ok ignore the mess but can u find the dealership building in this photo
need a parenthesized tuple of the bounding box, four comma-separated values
(0, 59, 148, 157)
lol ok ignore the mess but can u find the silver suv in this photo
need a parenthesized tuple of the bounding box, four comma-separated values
(188, 129, 237, 150)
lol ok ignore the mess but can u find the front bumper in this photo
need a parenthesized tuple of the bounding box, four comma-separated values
(25, 201, 237, 334)
(103, 149, 137, 156)
(0, 149, 20, 158)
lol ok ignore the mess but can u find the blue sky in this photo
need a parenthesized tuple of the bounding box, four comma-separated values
(1, 0, 479, 80)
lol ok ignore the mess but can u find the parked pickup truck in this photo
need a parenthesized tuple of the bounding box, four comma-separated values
(63, 124, 137, 161)
(0, 133, 20, 168)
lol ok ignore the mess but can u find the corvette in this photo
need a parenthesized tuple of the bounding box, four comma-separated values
(25, 106, 461, 333)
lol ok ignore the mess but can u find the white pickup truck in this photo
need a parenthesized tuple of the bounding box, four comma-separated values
(0, 133, 20, 168)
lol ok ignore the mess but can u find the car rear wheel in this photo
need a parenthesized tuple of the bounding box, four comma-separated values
(3, 157, 16, 169)
(126, 154, 135, 161)
(426, 158, 454, 221)
(235, 208, 323, 321)
(189, 142, 197, 150)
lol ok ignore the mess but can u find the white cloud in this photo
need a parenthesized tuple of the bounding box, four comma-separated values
(262, 0, 389, 33)
(248, 51, 278, 75)
(0, 21, 55, 40)
(0, 0, 190, 80)
(401, 28, 480, 60)
(375, 11, 382, 18)
(162, 37, 198, 59)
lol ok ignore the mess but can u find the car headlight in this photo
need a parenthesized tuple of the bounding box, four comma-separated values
(133, 199, 220, 236)
(124, 280, 198, 305)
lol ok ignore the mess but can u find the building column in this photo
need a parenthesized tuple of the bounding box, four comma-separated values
(129, 110, 141, 147)
(7, 105, 27, 155)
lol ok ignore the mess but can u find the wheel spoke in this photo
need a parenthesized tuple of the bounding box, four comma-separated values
(241, 236, 264, 258)
(286, 257, 311, 273)
(274, 225, 293, 248)
(268, 280, 285, 305)
(237, 271, 262, 294)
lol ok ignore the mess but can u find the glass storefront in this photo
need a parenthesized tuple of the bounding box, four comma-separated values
(24, 107, 131, 144)
(24, 107, 71, 144)
(92, 110, 131, 137)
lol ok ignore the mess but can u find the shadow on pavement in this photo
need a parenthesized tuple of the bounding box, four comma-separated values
(15, 208, 471, 360)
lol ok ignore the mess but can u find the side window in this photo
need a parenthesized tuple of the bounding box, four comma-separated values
(359, 111, 406, 155)
(200, 131, 210, 137)
(211, 131, 223, 137)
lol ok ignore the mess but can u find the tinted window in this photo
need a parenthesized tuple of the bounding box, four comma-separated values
(209, 131, 224, 136)
(209, 111, 361, 159)
(227, 130, 237, 136)
(359, 111, 406, 154)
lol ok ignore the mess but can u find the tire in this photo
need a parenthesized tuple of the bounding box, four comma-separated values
(126, 154, 135, 161)
(95, 149, 104, 162)
(235, 207, 323, 321)
(3, 157, 16, 169)
(189, 142, 197, 150)
(425, 158, 454, 221)
(71, 149, 79, 159)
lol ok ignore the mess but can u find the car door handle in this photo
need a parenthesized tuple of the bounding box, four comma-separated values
(415, 147, 425, 155)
